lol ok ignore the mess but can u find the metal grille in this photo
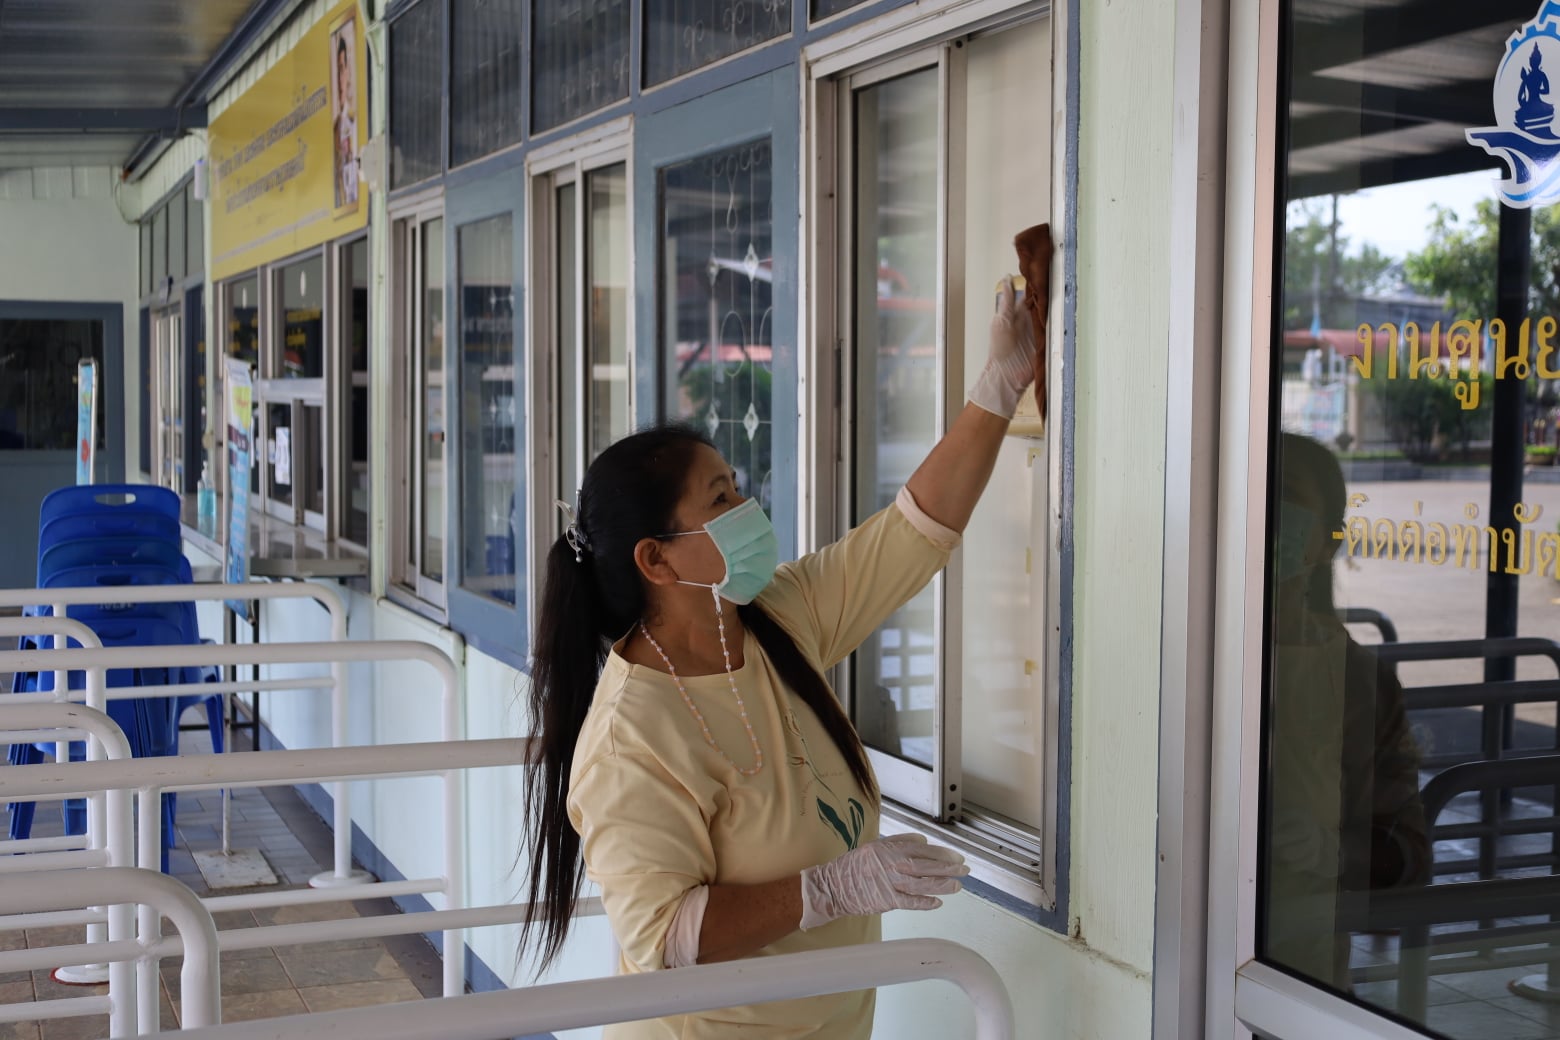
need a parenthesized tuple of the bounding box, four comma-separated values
(390, 0, 444, 188)
(643, 0, 792, 86)
(531, 0, 631, 134)
(452, 0, 524, 165)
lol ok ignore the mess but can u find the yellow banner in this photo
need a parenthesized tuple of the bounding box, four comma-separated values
(209, 0, 367, 281)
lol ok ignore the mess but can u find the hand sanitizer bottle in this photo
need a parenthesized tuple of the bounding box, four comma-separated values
(197, 464, 217, 532)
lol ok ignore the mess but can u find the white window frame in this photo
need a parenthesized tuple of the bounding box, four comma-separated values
(150, 304, 185, 494)
(801, 0, 1062, 910)
(389, 193, 449, 615)
(524, 119, 635, 624)
(254, 245, 330, 533)
(1169, 0, 1436, 1036)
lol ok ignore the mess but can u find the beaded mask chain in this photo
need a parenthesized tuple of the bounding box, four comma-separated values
(638, 608, 764, 777)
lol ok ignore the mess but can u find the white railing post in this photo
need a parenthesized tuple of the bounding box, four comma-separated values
(1, 635, 478, 1000)
(0, 582, 366, 890)
(0, 868, 220, 1030)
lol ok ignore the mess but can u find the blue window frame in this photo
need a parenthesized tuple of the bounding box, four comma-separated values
(444, 170, 528, 667)
(634, 67, 800, 559)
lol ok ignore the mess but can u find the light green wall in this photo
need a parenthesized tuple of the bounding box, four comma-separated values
(1066, 0, 1175, 991)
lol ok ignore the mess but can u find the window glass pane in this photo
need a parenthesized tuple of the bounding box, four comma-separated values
(345, 239, 371, 545)
(152, 208, 167, 290)
(141, 223, 153, 296)
(531, 0, 629, 133)
(226, 275, 259, 365)
(660, 139, 773, 515)
(1260, 6, 1560, 1034)
(188, 186, 204, 273)
(644, 0, 791, 86)
(812, 0, 867, 19)
(452, 0, 524, 165)
(457, 213, 516, 605)
(0, 319, 104, 450)
(168, 193, 186, 283)
(266, 402, 293, 508)
(422, 218, 446, 583)
(848, 71, 939, 768)
(557, 181, 581, 505)
(301, 403, 325, 517)
(390, 0, 444, 188)
(278, 255, 324, 379)
(587, 163, 630, 463)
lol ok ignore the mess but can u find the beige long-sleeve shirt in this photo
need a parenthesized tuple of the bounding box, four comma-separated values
(567, 490, 957, 1039)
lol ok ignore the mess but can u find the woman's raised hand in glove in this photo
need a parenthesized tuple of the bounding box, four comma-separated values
(798, 833, 969, 930)
(967, 276, 1039, 419)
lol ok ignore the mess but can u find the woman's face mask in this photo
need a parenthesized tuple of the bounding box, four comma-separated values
(1274, 501, 1318, 584)
(663, 499, 779, 607)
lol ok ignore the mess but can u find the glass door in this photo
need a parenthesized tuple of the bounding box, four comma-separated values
(153, 308, 184, 494)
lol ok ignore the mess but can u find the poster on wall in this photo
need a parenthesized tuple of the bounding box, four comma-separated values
(224, 358, 254, 620)
(75, 359, 97, 485)
(208, 0, 367, 282)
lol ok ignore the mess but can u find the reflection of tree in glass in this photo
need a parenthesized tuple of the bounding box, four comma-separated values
(1407, 199, 1560, 420)
(1284, 197, 1398, 330)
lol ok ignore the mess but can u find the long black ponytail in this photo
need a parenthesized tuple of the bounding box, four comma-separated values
(521, 423, 875, 973)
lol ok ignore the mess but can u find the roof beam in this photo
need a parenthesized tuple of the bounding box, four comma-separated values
(1293, 0, 1533, 77)
(0, 106, 207, 133)
(1293, 77, 1492, 130)
(1288, 146, 1500, 201)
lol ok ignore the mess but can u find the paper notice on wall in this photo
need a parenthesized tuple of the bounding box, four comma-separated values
(274, 426, 292, 486)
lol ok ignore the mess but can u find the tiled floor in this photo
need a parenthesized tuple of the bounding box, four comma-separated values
(1, 719, 445, 1039)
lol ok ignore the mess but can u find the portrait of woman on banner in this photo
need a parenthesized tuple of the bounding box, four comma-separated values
(329, 16, 360, 212)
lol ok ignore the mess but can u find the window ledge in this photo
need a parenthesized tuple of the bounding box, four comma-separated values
(178, 493, 369, 579)
(880, 802, 1054, 913)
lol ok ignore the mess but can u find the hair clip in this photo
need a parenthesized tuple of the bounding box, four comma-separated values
(556, 497, 589, 562)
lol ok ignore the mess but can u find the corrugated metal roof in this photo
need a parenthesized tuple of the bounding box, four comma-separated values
(0, 0, 265, 170)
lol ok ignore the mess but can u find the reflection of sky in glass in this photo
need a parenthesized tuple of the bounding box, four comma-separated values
(1291, 170, 1497, 259)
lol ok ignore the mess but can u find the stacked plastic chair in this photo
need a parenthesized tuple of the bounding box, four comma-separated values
(6, 484, 224, 871)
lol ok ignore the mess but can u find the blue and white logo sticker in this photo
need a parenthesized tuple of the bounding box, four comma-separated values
(1468, 0, 1560, 208)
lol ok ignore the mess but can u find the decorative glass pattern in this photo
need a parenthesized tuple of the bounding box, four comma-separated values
(452, 0, 524, 166)
(531, 0, 630, 133)
(390, 0, 444, 188)
(659, 138, 774, 512)
(811, 0, 869, 20)
(644, 0, 792, 86)
(457, 213, 517, 605)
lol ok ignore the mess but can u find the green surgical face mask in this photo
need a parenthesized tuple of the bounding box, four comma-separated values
(664, 499, 780, 610)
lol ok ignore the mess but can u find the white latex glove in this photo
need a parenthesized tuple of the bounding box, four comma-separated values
(967, 276, 1039, 419)
(799, 833, 969, 930)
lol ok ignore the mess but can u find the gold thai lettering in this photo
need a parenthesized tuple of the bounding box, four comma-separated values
(1406, 322, 1442, 380)
(1326, 500, 1553, 575)
(1539, 316, 1560, 379)
(1446, 319, 1483, 410)
(1495, 318, 1533, 380)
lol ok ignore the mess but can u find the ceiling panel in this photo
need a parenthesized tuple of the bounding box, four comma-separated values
(0, 0, 260, 168)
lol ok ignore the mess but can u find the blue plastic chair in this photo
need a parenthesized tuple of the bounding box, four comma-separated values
(38, 539, 191, 585)
(39, 511, 183, 554)
(38, 484, 180, 531)
(7, 482, 223, 867)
